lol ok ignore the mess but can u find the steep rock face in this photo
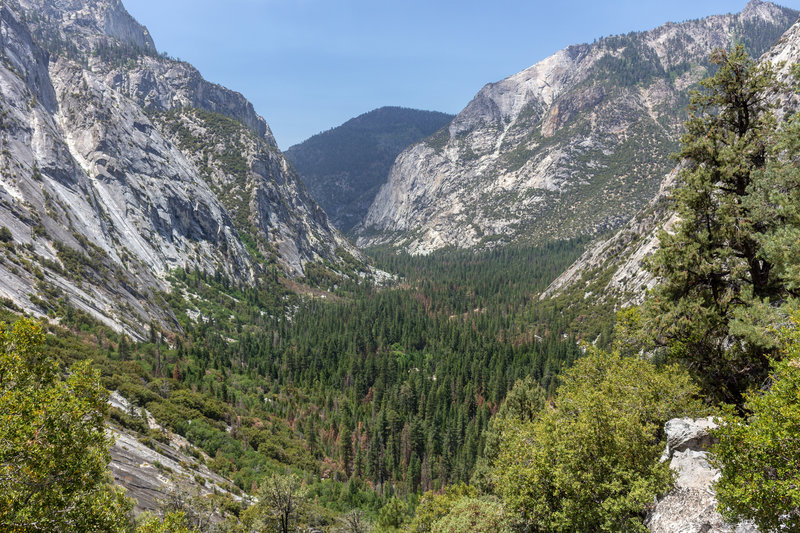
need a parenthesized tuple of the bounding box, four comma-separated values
(18, 0, 272, 140)
(149, 106, 354, 276)
(102, 57, 275, 144)
(0, 0, 358, 337)
(18, 0, 156, 52)
(107, 392, 241, 514)
(357, 1, 797, 254)
(542, 15, 800, 308)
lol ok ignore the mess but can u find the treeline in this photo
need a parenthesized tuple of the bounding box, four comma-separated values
(369, 239, 588, 316)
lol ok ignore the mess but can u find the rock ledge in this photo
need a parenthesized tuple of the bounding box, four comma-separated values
(646, 417, 757, 533)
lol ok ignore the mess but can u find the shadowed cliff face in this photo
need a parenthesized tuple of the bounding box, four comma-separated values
(0, 0, 359, 338)
(356, 0, 798, 255)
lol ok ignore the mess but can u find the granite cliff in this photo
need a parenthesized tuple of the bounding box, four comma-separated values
(0, 0, 360, 338)
(356, 1, 798, 254)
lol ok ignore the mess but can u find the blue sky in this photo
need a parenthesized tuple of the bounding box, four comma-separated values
(123, 0, 800, 149)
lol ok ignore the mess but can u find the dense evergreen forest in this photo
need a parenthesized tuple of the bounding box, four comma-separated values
(1, 239, 590, 531)
(165, 239, 588, 495)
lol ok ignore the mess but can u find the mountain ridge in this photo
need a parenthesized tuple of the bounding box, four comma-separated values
(0, 0, 363, 338)
(355, 0, 798, 254)
(541, 9, 800, 309)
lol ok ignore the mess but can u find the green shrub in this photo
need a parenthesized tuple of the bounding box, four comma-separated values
(377, 497, 408, 531)
(109, 405, 148, 433)
(409, 483, 477, 533)
(493, 348, 705, 532)
(117, 381, 160, 406)
(712, 313, 800, 532)
(0, 319, 131, 531)
(431, 497, 511, 533)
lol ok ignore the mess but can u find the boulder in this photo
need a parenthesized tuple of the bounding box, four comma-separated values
(646, 417, 758, 533)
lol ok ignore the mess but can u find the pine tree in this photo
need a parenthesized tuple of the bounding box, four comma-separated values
(642, 45, 789, 404)
(340, 423, 353, 477)
(118, 334, 129, 361)
(248, 473, 307, 533)
(750, 72, 800, 296)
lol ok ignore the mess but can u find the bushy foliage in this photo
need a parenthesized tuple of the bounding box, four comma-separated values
(493, 349, 704, 532)
(470, 377, 546, 493)
(338, 508, 374, 533)
(430, 496, 511, 533)
(408, 483, 477, 533)
(135, 511, 195, 533)
(0, 319, 131, 531)
(0, 238, 588, 527)
(712, 313, 800, 531)
(376, 497, 408, 531)
(750, 78, 800, 296)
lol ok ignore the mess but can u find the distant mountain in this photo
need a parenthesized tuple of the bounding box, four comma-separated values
(356, 0, 798, 254)
(285, 107, 454, 234)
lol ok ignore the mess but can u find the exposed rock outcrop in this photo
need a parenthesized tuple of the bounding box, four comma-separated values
(647, 418, 758, 533)
(356, 1, 798, 254)
(18, 0, 156, 52)
(107, 392, 240, 514)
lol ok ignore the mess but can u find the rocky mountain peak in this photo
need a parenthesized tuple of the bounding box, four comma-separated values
(741, 0, 785, 23)
(11, 0, 275, 144)
(16, 0, 155, 52)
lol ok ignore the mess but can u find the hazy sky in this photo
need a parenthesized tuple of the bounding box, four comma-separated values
(123, 0, 800, 149)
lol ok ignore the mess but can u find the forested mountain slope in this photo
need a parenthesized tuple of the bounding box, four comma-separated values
(356, 0, 798, 254)
(4, 1, 800, 531)
(285, 107, 453, 234)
